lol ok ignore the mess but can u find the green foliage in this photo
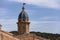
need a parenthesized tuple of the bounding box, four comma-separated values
(56, 37, 60, 40)
(30, 31, 60, 40)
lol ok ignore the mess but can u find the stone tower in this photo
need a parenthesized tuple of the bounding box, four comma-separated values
(17, 4, 30, 35)
(0, 24, 2, 30)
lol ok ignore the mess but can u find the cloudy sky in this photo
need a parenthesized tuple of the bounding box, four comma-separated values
(0, 0, 60, 34)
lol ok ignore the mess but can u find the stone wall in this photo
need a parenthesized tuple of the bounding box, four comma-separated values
(0, 30, 19, 40)
(0, 30, 49, 40)
(16, 33, 49, 40)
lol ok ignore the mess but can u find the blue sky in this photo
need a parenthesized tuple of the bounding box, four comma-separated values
(0, 0, 60, 34)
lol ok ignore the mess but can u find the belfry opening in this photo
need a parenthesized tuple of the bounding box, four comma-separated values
(17, 3, 30, 35)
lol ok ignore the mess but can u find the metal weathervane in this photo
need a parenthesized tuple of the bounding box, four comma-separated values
(22, 0, 26, 6)
(23, 2, 26, 7)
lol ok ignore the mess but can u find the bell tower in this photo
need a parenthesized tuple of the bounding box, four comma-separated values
(17, 3, 30, 35)
(0, 24, 2, 30)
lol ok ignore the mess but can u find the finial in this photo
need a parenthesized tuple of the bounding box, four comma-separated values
(22, 3, 26, 9)
(23, 3, 26, 6)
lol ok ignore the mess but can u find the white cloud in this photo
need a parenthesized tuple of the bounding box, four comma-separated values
(39, 16, 59, 21)
(30, 16, 60, 33)
(0, 19, 17, 32)
(0, 8, 8, 16)
(30, 21, 60, 34)
(7, 0, 60, 9)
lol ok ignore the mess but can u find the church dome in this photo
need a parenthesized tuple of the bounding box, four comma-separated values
(18, 6, 29, 21)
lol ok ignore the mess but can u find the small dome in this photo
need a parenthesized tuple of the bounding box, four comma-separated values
(18, 7, 29, 21)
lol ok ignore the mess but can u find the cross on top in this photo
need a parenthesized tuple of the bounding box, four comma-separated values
(23, 3, 26, 6)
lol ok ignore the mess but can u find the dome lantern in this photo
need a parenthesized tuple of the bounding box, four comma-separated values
(18, 3, 29, 21)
